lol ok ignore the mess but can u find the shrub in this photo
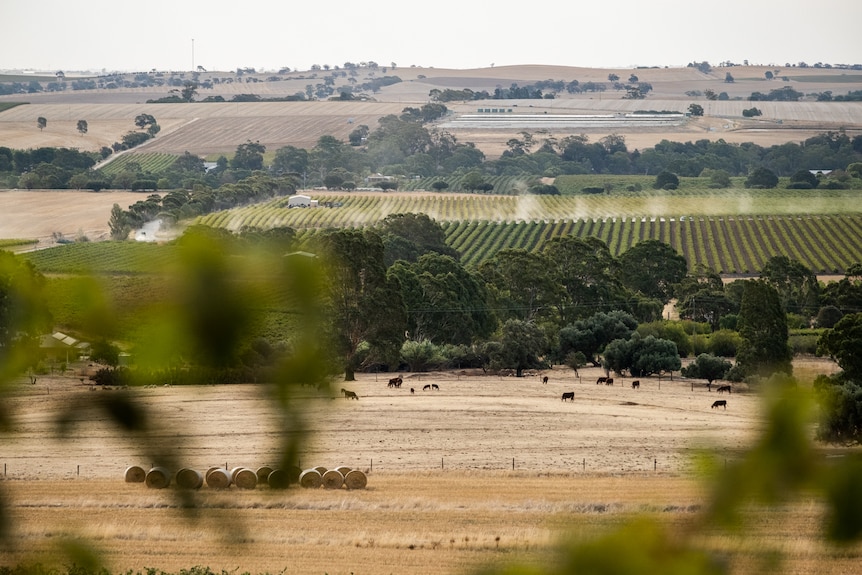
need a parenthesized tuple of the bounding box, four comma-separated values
(707, 329, 741, 357)
(581, 186, 604, 194)
(816, 305, 843, 329)
(131, 180, 158, 191)
(85, 181, 109, 191)
(654, 171, 679, 190)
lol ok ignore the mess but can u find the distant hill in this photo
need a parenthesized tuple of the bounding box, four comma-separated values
(1, 64, 861, 158)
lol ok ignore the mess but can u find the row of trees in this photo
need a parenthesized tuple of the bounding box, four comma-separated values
(275, 216, 861, 385)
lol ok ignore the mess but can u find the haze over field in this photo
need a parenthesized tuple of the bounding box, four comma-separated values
(2, 0, 860, 73)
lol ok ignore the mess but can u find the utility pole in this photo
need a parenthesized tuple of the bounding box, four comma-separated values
(191, 38, 195, 72)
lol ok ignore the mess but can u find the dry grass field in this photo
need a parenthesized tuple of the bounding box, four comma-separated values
(0, 190, 153, 247)
(2, 360, 858, 574)
(2, 65, 861, 159)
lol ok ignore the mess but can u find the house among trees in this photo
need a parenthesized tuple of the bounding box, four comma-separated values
(40, 331, 90, 361)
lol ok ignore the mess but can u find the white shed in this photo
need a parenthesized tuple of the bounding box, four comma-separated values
(288, 194, 312, 207)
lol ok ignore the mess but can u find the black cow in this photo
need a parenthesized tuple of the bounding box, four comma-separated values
(711, 400, 727, 410)
(631, 380, 640, 389)
(432, 384, 439, 390)
(605, 378, 614, 386)
(717, 385, 731, 394)
(542, 376, 549, 384)
(388, 377, 403, 388)
(596, 377, 607, 385)
(423, 384, 431, 391)
(410, 388, 415, 394)
(561, 391, 575, 402)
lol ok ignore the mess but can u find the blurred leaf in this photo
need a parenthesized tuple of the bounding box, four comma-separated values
(823, 456, 862, 542)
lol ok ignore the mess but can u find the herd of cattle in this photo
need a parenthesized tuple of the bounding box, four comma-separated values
(339, 373, 731, 411)
(559, 375, 730, 410)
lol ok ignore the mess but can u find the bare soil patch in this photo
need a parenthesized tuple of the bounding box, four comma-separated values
(0, 190, 151, 246)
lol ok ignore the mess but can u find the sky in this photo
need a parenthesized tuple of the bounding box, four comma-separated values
(2, 0, 860, 74)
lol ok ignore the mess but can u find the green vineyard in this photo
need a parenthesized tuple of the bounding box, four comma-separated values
(440, 215, 862, 272)
(189, 190, 862, 274)
(97, 153, 179, 177)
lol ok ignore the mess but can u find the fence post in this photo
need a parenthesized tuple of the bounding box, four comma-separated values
(654, 458, 657, 471)
(512, 457, 515, 470)
(441, 457, 444, 470)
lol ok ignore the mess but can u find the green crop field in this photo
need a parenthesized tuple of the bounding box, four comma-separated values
(187, 188, 862, 274)
(440, 214, 862, 271)
(97, 153, 179, 176)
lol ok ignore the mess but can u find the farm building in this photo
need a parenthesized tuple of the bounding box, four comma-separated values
(288, 194, 317, 208)
(39, 331, 90, 361)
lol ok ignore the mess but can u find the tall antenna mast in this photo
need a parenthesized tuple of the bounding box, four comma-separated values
(191, 38, 195, 71)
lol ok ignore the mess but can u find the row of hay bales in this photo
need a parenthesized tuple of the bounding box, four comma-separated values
(125, 464, 367, 490)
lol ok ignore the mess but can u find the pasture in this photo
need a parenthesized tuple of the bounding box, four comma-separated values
(1, 360, 857, 574)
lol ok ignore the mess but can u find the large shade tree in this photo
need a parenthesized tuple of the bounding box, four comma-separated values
(543, 236, 626, 326)
(619, 240, 688, 304)
(316, 228, 406, 380)
(388, 253, 493, 345)
(736, 280, 793, 378)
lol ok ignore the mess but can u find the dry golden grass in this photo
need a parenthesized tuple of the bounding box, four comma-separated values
(0, 190, 154, 246)
(1, 360, 859, 573)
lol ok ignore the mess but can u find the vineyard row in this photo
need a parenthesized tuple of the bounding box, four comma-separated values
(440, 215, 862, 273)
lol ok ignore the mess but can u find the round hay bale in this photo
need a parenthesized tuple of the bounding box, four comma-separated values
(267, 468, 290, 489)
(344, 470, 368, 490)
(124, 465, 146, 483)
(175, 468, 204, 490)
(256, 466, 274, 483)
(205, 466, 221, 480)
(314, 466, 328, 475)
(299, 469, 322, 489)
(234, 468, 258, 490)
(206, 468, 232, 489)
(334, 466, 352, 476)
(230, 466, 247, 483)
(145, 467, 171, 489)
(321, 469, 344, 489)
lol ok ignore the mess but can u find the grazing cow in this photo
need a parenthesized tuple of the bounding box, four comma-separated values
(631, 380, 640, 389)
(561, 391, 575, 402)
(711, 400, 727, 410)
(432, 384, 439, 390)
(542, 376, 549, 384)
(596, 377, 608, 385)
(605, 378, 614, 386)
(717, 385, 731, 394)
(423, 384, 431, 391)
(388, 377, 403, 388)
(341, 388, 359, 400)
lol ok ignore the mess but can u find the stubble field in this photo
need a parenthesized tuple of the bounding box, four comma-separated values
(1, 360, 856, 575)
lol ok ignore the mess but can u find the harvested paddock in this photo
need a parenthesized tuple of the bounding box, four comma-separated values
(0, 359, 853, 574)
